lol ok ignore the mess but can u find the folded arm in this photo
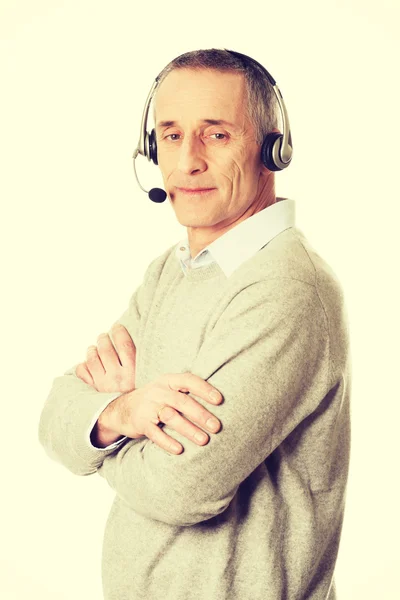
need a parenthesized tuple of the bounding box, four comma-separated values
(38, 280, 146, 475)
(97, 278, 331, 526)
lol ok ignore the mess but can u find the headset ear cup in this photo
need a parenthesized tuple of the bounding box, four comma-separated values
(149, 129, 158, 165)
(261, 132, 283, 172)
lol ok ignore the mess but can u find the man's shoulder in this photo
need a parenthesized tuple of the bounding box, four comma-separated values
(226, 226, 347, 328)
(249, 226, 345, 295)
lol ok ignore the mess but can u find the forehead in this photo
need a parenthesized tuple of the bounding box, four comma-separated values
(154, 68, 248, 127)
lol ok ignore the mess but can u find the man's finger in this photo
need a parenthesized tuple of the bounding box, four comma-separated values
(86, 345, 105, 380)
(110, 323, 136, 368)
(97, 333, 123, 371)
(75, 362, 95, 386)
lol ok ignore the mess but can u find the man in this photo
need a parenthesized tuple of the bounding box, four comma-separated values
(38, 49, 351, 600)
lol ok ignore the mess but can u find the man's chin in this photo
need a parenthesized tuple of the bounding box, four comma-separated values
(173, 214, 211, 227)
(169, 207, 216, 228)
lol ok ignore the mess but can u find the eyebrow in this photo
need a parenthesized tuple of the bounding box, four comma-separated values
(156, 118, 237, 130)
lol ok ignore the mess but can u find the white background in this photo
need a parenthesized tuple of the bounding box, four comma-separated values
(1, 1, 399, 598)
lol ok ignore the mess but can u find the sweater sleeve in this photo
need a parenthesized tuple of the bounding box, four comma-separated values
(38, 280, 145, 476)
(97, 278, 332, 525)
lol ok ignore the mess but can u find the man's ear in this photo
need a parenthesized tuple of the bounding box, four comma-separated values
(259, 160, 275, 178)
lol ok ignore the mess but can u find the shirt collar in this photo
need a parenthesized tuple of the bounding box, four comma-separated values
(175, 197, 296, 279)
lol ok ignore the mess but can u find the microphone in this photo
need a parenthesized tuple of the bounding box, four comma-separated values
(132, 149, 167, 203)
(149, 188, 167, 203)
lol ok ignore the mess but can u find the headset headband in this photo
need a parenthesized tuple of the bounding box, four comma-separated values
(225, 50, 293, 167)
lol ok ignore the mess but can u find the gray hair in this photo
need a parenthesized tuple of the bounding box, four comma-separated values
(153, 48, 279, 145)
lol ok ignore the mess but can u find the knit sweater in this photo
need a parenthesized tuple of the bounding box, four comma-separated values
(83, 197, 298, 452)
(38, 203, 351, 600)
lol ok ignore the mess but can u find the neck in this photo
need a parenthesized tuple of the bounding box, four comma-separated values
(187, 172, 276, 260)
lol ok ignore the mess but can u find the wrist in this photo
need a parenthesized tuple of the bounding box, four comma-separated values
(91, 424, 123, 448)
(91, 394, 126, 448)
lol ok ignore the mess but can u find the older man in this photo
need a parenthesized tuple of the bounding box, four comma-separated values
(38, 49, 351, 600)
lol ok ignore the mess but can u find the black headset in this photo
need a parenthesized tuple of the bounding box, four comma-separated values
(132, 49, 293, 203)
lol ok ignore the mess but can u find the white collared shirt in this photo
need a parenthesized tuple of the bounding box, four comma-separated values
(175, 197, 295, 278)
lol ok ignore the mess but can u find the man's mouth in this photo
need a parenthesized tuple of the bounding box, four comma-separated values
(176, 187, 216, 195)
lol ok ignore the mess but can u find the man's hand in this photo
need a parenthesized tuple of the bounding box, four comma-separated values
(96, 372, 223, 454)
(75, 323, 224, 454)
(75, 323, 136, 393)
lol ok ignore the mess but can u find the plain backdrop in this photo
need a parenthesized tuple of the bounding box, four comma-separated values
(1, 1, 399, 598)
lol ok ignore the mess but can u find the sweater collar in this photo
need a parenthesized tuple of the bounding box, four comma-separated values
(175, 197, 295, 279)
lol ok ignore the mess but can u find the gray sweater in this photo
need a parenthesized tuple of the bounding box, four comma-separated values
(38, 222, 351, 599)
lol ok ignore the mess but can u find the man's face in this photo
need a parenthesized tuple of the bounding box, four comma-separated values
(154, 68, 272, 231)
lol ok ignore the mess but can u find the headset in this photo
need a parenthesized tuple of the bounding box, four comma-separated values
(132, 49, 293, 203)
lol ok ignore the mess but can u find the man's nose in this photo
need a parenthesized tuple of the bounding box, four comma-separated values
(177, 136, 207, 175)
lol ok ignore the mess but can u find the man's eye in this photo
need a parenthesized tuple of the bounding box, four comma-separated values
(165, 133, 181, 141)
(210, 133, 226, 140)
